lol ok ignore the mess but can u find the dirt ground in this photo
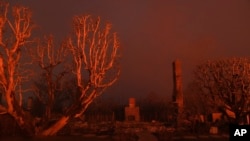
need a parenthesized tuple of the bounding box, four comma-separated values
(0, 136, 114, 141)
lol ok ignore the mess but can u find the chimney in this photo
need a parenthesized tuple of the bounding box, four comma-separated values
(129, 97, 136, 108)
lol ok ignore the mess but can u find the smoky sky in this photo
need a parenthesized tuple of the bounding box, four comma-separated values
(9, 0, 250, 102)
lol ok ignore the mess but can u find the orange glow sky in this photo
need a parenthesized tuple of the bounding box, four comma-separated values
(10, 0, 250, 102)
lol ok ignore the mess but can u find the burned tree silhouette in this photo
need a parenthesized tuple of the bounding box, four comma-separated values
(41, 15, 120, 136)
(194, 58, 250, 124)
(0, 2, 35, 135)
(0, 2, 120, 136)
(30, 35, 68, 121)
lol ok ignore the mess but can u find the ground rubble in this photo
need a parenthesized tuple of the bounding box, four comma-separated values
(61, 120, 174, 141)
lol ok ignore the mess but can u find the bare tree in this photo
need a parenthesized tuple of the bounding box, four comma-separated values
(40, 15, 120, 136)
(30, 35, 68, 120)
(194, 58, 250, 124)
(0, 2, 35, 135)
(0, 2, 120, 136)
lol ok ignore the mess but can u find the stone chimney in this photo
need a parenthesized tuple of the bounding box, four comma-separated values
(172, 59, 184, 127)
(173, 59, 183, 110)
(129, 97, 136, 108)
(125, 97, 140, 121)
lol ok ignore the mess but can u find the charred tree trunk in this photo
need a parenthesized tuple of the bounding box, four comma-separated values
(8, 92, 35, 136)
(41, 116, 69, 136)
(40, 100, 89, 136)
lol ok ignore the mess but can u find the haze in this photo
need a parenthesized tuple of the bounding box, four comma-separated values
(10, 0, 250, 102)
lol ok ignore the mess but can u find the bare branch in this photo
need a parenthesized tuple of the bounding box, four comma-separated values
(66, 15, 120, 119)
